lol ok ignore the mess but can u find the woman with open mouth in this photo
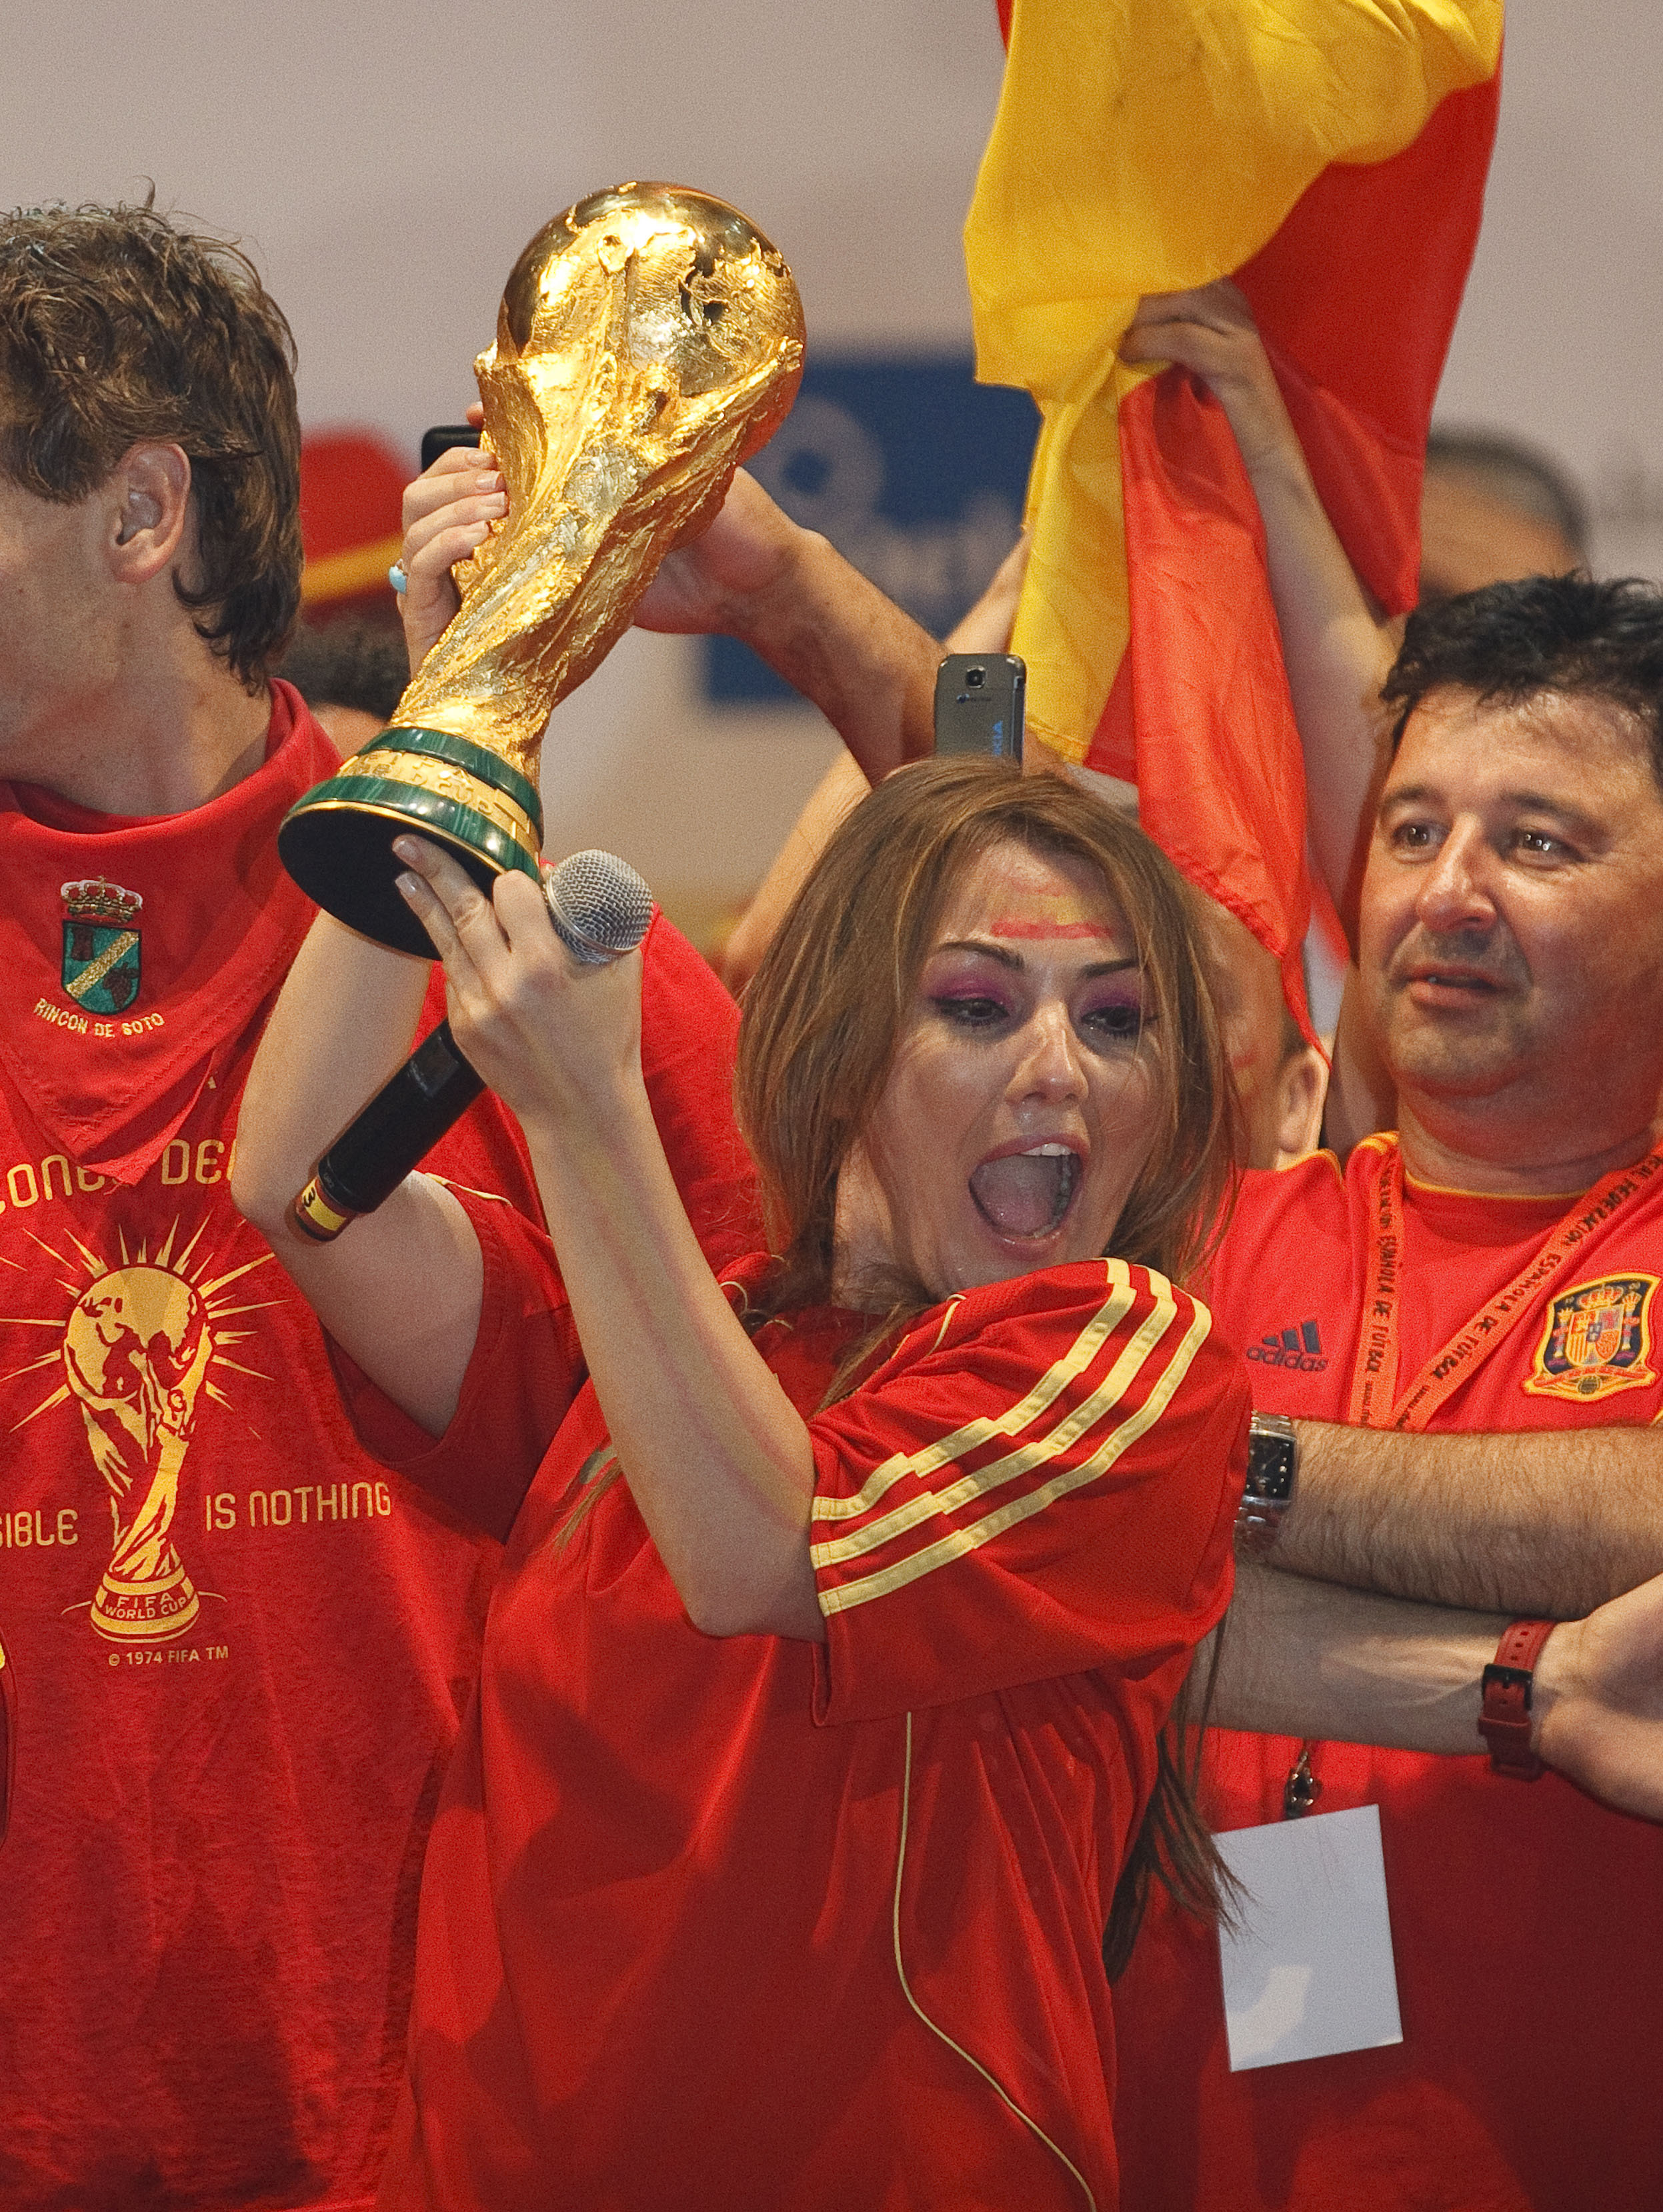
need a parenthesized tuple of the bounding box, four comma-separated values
(235, 755, 1248, 2212)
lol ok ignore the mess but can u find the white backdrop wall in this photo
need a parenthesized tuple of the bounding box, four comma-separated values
(4, 0, 1659, 929)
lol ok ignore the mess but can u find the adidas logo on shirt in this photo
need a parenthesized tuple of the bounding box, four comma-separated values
(1246, 1319, 1329, 1373)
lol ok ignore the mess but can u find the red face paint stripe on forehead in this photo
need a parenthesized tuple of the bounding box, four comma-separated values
(986, 918, 1116, 940)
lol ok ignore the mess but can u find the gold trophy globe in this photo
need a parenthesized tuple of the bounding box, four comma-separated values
(278, 185, 804, 952)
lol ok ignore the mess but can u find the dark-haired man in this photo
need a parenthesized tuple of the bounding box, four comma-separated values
(0, 201, 935, 2211)
(1113, 573, 1663, 2212)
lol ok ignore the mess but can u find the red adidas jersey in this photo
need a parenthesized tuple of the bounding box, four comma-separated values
(0, 689, 760, 2212)
(348, 1210, 1246, 2212)
(1114, 1134, 1663, 2212)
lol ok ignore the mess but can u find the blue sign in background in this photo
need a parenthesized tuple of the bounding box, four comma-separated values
(705, 355, 1040, 705)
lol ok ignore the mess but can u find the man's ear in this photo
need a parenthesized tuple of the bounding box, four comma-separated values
(107, 442, 192, 584)
(1272, 1045, 1329, 1168)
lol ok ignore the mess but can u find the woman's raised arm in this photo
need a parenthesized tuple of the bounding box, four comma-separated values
(396, 837, 827, 1641)
(231, 907, 486, 1436)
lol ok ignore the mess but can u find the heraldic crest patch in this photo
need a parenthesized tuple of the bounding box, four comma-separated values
(60, 878, 142, 1015)
(1524, 1273, 1660, 1404)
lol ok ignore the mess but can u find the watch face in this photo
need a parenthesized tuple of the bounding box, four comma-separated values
(1245, 1423, 1296, 1503)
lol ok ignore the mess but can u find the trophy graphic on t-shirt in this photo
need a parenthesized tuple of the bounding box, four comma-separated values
(277, 182, 803, 952)
(63, 1264, 211, 1643)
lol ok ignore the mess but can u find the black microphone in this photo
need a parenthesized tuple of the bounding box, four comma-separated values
(289, 849, 655, 1243)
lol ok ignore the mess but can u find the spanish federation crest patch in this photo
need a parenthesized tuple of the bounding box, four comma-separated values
(1524, 1274, 1660, 1404)
(59, 878, 143, 1015)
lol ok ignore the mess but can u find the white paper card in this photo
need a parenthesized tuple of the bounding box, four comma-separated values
(1215, 1804, 1402, 2071)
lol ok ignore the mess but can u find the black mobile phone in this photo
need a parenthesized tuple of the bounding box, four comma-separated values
(420, 423, 483, 470)
(933, 653, 1025, 763)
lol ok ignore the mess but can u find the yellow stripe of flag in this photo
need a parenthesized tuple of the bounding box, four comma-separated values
(964, 0, 1504, 763)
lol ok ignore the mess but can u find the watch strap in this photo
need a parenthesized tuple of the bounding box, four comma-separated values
(1478, 1617, 1557, 1779)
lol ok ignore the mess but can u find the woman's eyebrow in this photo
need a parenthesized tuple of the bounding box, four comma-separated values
(932, 937, 1137, 976)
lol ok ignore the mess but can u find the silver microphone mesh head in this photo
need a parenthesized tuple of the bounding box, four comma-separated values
(543, 849, 655, 964)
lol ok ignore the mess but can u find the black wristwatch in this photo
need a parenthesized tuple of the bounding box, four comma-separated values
(1237, 1412, 1297, 1557)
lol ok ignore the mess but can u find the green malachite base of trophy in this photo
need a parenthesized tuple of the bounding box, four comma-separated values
(276, 725, 545, 957)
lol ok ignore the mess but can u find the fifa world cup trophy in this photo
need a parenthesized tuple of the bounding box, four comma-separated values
(278, 185, 804, 950)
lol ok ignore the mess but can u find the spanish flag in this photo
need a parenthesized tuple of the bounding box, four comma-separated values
(968, 0, 1503, 1019)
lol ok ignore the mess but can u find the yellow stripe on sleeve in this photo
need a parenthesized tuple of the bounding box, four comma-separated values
(820, 1293, 1212, 1616)
(813, 1274, 1180, 1572)
(813, 1262, 1140, 1529)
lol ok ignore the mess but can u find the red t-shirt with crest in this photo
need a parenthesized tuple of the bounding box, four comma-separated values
(0, 683, 760, 2212)
(1114, 1135, 1663, 2212)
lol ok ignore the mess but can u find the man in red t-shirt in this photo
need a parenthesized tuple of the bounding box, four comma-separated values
(0, 203, 939, 2211)
(0, 199, 762, 2212)
(1112, 574, 1663, 2211)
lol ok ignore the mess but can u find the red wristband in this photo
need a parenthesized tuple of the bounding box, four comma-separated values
(1478, 1617, 1557, 1779)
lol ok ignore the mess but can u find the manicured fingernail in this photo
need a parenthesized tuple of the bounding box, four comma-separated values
(396, 871, 421, 901)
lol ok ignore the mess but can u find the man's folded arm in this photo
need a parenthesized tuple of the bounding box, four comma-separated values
(1210, 1560, 1663, 1825)
(1272, 1419, 1663, 1618)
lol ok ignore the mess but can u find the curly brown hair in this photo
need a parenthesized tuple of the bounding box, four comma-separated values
(0, 197, 302, 686)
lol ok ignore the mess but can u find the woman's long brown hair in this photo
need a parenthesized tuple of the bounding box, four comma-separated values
(737, 758, 1244, 1973)
(737, 757, 1239, 1304)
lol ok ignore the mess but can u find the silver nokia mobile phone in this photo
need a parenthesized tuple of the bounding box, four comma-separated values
(933, 653, 1025, 761)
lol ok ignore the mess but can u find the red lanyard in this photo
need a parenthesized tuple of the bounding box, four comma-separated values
(1346, 1139, 1663, 1433)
